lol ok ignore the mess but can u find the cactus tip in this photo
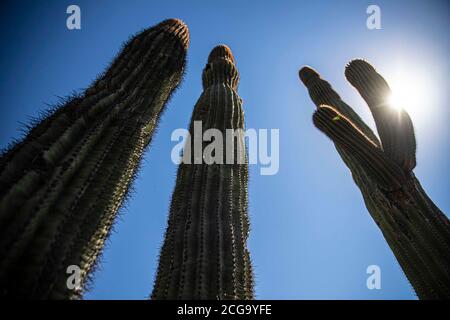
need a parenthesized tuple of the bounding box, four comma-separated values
(162, 18, 186, 25)
(344, 59, 375, 80)
(158, 18, 190, 48)
(208, 44, 235, 64)
(299, 66, 320, 86)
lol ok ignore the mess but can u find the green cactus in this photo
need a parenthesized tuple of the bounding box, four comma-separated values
(0, 18, 189, 299)
(299, 59, 450, 299)
(151, 45, 254, 300)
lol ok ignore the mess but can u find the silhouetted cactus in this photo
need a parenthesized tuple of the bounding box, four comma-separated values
(0, 18, 189, 299)
(152, 45, 254, 300)
(299, 60, 450, 299)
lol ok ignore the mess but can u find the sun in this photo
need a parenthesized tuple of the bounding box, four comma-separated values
(384, 67, 432, 119)
(387, 76, 423, 113)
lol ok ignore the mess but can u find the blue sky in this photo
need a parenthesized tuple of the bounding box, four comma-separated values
(0, 0, 448, 299)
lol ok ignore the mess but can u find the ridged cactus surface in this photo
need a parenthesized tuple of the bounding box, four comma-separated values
(152, 45, 254, 300)
(0, 19, 189, 299)
(299, 60, 450, 299)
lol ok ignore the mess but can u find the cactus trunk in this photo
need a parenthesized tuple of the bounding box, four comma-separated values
(300, 60, 450, 299)
(151, 45, 254, 300)
(0, 19, 189, 299)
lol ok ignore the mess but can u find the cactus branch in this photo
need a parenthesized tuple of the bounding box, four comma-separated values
(345, 60, 416, 172)
(300, 60, 450, 299)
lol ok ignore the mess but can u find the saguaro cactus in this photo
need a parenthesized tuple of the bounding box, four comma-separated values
(299, 60, 450, 299)
(152, 45, 254, 300)
(0, 18, 189, 299)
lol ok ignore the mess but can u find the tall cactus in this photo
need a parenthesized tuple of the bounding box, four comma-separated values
(299, 60, 450, 299)
(0, 18, 189, 299)
(151, 45, 254, 300)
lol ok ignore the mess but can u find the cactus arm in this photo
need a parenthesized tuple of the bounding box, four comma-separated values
(299, 66, 380, 145)
(345, 60, 416, 171)
(313, 105, 407, 190)
(299, 61, 450, 299)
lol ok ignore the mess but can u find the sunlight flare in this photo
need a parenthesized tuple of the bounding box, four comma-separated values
(385, 68, 432, 118)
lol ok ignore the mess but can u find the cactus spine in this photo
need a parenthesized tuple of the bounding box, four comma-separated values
(151, 45, 254, 300)
(0, 19, 189, 299)
(299, 60, 450, 299)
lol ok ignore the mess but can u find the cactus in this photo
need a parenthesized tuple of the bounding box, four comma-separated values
(299, 60, 450, 299)
(0, 18, 189, 299)
(151, 45, 254, 300)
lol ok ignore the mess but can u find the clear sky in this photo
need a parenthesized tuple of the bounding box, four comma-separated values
(0, 0, 448, 299)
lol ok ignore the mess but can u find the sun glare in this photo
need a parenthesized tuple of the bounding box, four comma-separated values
(384, 68, 432, 119)
(376, 54, 444, 142)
